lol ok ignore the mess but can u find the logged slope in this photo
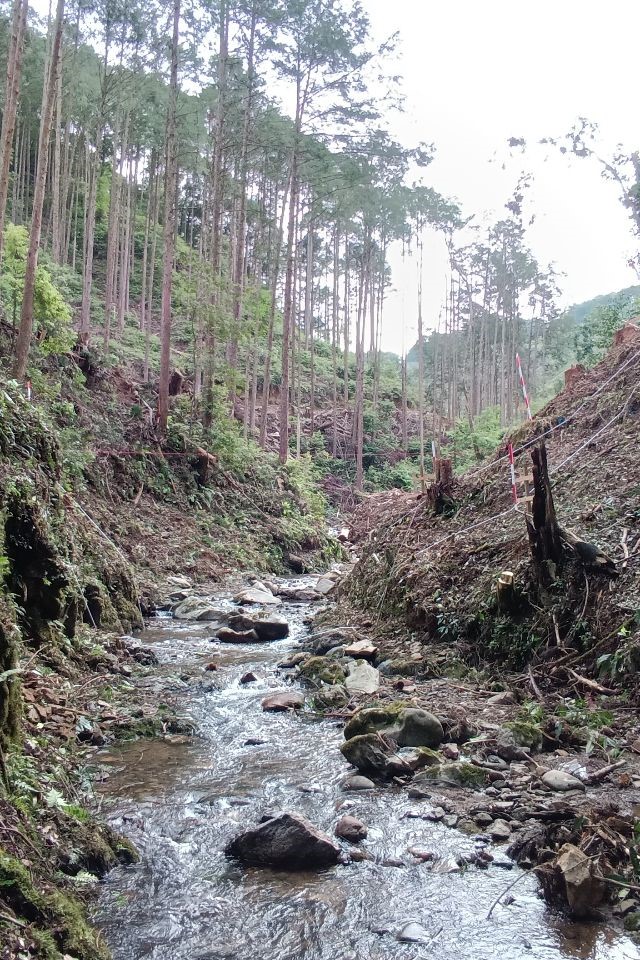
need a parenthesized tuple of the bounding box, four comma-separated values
(343, 331, 640, 676)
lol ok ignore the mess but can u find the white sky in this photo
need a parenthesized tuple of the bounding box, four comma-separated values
(366, 0, 640, 353)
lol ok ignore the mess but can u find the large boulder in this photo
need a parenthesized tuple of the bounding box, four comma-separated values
(228, 613, 289, 641)
(345, 661, 380, 695)
(343, 705, 443, 748)
(225, 812, 340, 869)
(261, 691, 305, 712)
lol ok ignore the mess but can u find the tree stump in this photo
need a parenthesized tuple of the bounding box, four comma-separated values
(525, 442, 563, 589)
(427, 457, 455, 515)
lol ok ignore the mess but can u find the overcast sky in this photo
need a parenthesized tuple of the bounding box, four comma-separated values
(366, 0, 640, 353)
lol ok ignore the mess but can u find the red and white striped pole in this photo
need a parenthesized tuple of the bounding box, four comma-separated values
(515, 353, 532, 421)
(508, 442, 518, 504)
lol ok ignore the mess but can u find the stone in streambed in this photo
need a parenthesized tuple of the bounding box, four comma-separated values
(173, 596, 228, 621)
(261, 691, 305, 712)
(541, 770, 586, 792)
(340, 734, 404, 778)
(233, 585, 281, 606)
(415, 762, 489, 789)
(216, 626, 259, 644)
(397, 922, 430, 944)
(228, 612, 289, 641)
(345, 661, 379, 695)
(488, 819, 512, 842)
(334, 815, 368, 842)
(341, 775, 375, 791)
(343, 639, 378, 661)
(343, 705, 443, 749)
(225, 812, 340, 869)
(240, 672, 258, 684)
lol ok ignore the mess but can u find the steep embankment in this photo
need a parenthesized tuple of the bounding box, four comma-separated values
(342, 331, 640, 677)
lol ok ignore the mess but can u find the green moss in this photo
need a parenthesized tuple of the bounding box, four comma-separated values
(414, 747, 441, 768)
(343, 702, 411, 740)
(416, 762, 489, 789)
(0, 850, 110, 960)
(299, 656, 346, 687)
(625, 912, 640, 932)
(504, 719, 543, 751)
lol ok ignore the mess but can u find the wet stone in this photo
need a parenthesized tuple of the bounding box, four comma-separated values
(334, 815, 368, 842)
(261, 691, 304, 712)
(225, 812, 340, 869)
(342, 775, 375, 792)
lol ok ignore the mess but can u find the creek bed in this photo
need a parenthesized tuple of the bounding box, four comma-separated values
(93, 586, 638, 960)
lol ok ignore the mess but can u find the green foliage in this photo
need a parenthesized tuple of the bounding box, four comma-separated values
(452, 406, 505, 472)
(0, 225, 74, 357)
(365, 459, 415, 491)
(575, 293, 640, 366)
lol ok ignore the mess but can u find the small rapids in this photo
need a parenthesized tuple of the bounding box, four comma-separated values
(93, 582, 638, 960)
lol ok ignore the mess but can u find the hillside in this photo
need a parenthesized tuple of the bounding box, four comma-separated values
(342, 329, 640, 677)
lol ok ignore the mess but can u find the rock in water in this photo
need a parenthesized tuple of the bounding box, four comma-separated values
(536, 842, 605, 918)
(225, 812, 340, 869)
(541, 770, 586, 792)
(240, 672, 258, 684)
(340, 734, 403, 777)
(233, 586, 281, 606)
(261, 691, 305, 712)
(216, 627, 259, 644)
(334, 815, 368, 842)
(228, 612, 289, 641)
(345, 661, 380, 695)
(397, 922, 430, 944)
(343, 705, 443, 748)
(315, 575, 337, 595)
(173, 596, 227, 621)
(341, 775, 375, 791)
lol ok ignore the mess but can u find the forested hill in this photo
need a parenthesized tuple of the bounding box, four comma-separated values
(563, 285, 640, 325)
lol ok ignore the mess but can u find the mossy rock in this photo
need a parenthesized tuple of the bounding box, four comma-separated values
(378, 659, 424, 678)
(504, 719, 543, 751)
(414, 746, 441, 768)
(343, 704, 443, 749)
(312, 685, 349, 710)
(343, 703, 409, 739)
(625, 912, 640, 932)
(299, 656, 346, 687)
(340, 733, 395, 777)
(415, 762, 489, 789)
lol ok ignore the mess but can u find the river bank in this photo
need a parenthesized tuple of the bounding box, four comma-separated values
(88, 572, 640, 959)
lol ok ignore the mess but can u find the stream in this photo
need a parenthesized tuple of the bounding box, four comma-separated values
(93, 580, 639, 960)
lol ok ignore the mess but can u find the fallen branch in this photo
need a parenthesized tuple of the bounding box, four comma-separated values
(566, 668, 616, 695)
(584, 759, 626, 785)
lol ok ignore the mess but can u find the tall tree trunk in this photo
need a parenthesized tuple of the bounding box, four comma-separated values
(278, 149, 299, 463)
(157, 0, 180, 435)
(12, 0, 64, 380)
(0, 0, 28, 265)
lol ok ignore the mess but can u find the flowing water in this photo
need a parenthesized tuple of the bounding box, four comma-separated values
(94, 583, 640, 960)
